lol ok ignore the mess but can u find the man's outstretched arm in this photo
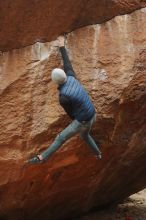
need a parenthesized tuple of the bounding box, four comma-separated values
(58, 36, 76, 78)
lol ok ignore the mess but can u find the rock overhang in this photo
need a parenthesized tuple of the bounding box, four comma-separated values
(0, 0, 146, 51)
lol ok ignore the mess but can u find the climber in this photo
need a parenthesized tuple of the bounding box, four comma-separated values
(28, 35, 102, 164)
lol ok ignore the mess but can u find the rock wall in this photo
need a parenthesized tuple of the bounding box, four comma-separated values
(0, 0, 146, 51)
(0, 6, 146, 220)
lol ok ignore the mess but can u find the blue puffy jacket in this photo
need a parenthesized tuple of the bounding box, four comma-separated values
(59, 76, 95, 122)
(58, 46, 95, 122)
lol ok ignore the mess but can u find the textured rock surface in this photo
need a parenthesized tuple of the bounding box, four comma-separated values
(77, 189, 146, 220)
(0, 7, 146, 220)
(0, 0, 146, 51)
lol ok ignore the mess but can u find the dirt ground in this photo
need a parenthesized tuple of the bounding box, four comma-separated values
(77, 189, 146, 220)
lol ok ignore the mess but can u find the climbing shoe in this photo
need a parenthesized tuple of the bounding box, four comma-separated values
(28, 155, 44, 164)
(94, 153, 102, 160)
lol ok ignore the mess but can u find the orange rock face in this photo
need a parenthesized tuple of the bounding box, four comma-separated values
(0, 0, 146, 51)
(0, 5, 146, 220)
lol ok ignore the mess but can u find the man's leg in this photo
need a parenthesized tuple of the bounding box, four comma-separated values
(80, 133, 101, 157)
(28, 119, 82, 164)
(41, 120, 80, 160)
(80, 114, 102, 158)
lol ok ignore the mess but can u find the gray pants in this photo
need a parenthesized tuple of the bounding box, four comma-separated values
(41, 114, 101, 160)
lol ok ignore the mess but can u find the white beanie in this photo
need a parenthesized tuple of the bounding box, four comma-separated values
(51, 68, 67, 84)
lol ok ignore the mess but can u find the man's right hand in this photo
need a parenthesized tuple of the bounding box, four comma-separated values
(57, 35, 65, 47)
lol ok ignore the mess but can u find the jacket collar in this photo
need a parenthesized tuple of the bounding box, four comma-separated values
(57, 79, 67, 90)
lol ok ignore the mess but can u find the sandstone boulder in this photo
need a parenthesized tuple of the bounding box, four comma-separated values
(0, 0, 146, 51)
(0, 4, 146, 220)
